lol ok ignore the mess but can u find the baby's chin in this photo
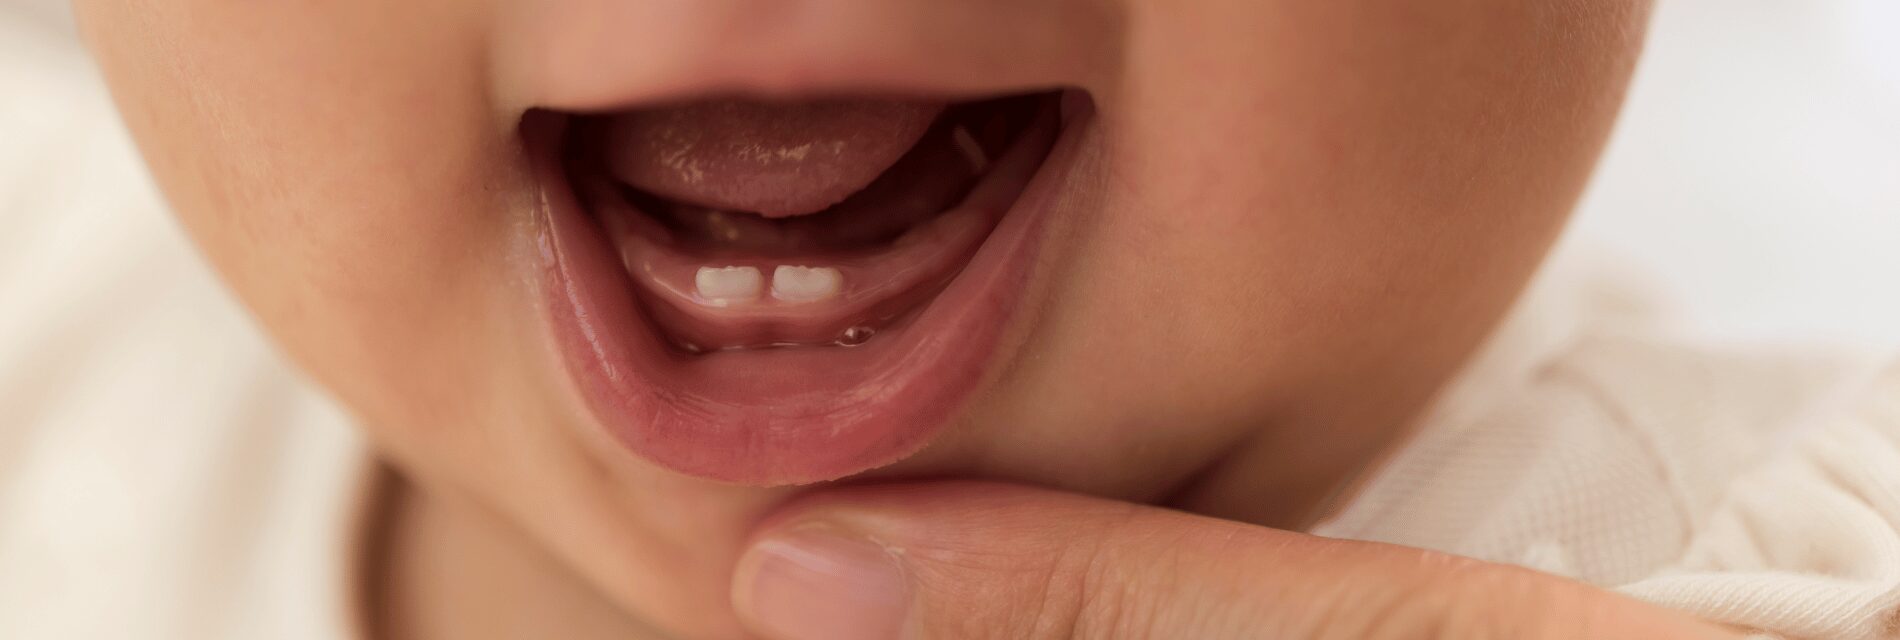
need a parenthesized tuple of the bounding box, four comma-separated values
(527, 90, 1096, 486)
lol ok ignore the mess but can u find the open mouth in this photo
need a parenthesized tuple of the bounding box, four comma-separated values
(525, 90, 1082, 485)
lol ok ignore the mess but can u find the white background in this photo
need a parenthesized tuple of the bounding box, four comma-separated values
(1563, 0, 1900, 345)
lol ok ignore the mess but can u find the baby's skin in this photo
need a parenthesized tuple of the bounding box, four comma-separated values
(73, 0, 1729, 637)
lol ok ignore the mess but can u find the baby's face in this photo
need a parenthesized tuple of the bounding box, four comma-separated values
(76, 0, 1643, 635)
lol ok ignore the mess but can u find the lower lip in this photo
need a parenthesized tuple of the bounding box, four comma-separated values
(526, 99, 1084, 485)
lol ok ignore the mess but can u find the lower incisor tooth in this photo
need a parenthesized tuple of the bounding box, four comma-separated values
(695, 266, 763, 306)
(771, 266, 843, 302)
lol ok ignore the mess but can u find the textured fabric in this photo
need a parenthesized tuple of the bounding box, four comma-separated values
(1317, 318, 1900, 639)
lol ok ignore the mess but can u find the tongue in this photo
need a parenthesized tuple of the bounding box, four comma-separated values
(600, 99, 946, 218)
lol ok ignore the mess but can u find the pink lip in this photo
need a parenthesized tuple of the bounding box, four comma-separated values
(526, 98, 1084, 485)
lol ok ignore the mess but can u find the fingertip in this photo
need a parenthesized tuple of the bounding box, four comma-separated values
(732, 524, 912, 640)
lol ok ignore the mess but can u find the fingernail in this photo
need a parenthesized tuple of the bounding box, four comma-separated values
(735, 526, 910, 640)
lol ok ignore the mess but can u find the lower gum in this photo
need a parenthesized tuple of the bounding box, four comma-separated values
(668, 324, 880, 354)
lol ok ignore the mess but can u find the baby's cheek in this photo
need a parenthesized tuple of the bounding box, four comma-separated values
(77, 0, 540, 441)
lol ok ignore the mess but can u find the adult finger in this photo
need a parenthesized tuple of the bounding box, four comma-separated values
(731, 481, 1737, 640)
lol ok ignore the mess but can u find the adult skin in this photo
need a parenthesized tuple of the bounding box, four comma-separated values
(734, 482, 1738, 639)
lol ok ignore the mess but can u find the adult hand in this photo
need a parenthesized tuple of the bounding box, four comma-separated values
(731, 481, 1737, 640)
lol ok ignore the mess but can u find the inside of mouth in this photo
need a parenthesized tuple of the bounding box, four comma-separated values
(564, 92, 1054, 353)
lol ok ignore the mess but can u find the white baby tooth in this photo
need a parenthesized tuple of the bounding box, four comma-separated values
(695, 266, 763, 305)
(771, 266, 843, 302)
(951, 125, 989, 172)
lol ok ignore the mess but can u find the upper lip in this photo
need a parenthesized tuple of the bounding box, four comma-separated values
(525, 93, 1079, 485)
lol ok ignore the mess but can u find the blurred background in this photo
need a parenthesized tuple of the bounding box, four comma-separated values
(1558, 0, 1899, 345)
